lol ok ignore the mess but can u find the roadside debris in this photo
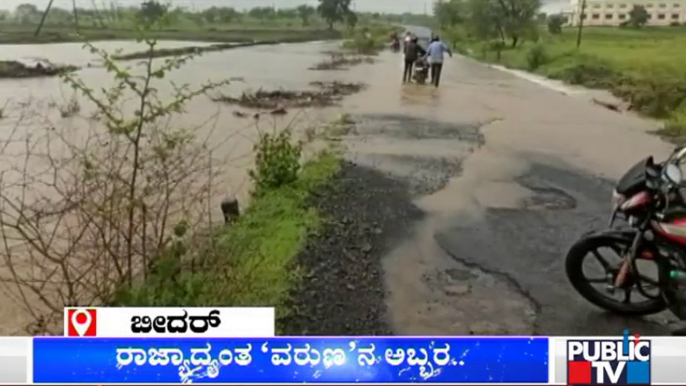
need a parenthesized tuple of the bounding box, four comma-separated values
(212, 81, 366, 111)
(0, 60, 77, 79)
(309, 53, 374, 71)
(592, 98, 625, 112)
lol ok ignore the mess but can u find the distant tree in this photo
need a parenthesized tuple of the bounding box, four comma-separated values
(216, 7, 239, 23)
(317, 0, 354, 30)
(249, 7, 276, 20)
(433, 0, 463, 28)
(15, 3, 39, 24)
(628, 5, 649, 28)
(296, 5, 316, 26)
(202, 7, 218, 23)
(345, 10, 358, 28)
(467, 0, 540, 48)
(45, 7, 74, 25)
(547, 14, 564, 34)
(537, 12, 547, 23)
(137, 0, 168, 26)
(277, 8, 298, 19)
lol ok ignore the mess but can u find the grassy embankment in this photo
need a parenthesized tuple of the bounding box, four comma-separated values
(456, 27, 686, 140)
(111, 148, 341, 330)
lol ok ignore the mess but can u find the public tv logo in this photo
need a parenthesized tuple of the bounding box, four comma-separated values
(66, 308, 97, 337)
(568, 330, 650, 385)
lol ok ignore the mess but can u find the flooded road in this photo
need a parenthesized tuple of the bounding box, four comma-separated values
(0, 36, 678, 335)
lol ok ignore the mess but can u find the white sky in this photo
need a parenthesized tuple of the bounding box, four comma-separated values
(0, 0, 436, 14)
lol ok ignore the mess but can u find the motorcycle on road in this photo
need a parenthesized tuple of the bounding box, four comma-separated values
(565, 146, 686, 328)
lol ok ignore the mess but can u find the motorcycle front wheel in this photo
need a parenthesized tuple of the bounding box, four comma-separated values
(565, 230, 667, 316)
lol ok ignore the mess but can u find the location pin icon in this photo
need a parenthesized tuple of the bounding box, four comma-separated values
(71, 309, 92, 337)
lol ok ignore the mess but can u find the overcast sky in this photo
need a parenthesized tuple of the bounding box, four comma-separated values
(0, 0, 569, 15)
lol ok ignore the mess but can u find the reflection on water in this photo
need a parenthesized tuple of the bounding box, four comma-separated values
(399, 83, 441, 107)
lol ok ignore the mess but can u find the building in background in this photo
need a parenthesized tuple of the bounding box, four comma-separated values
(560, 0, 686, 26)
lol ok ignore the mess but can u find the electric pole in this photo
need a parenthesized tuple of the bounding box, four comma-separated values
(35, 0, 55, 36)
(73, 0, 80, 32)
(576, 0, 587, 49)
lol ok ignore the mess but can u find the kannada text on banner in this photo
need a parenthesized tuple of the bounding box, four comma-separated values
(63, 307, 275, 338)
(32, 337, 549, 384)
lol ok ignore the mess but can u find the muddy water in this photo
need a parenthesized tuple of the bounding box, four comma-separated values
(0, 36, 676, 335)
(0, 40, 375, 335)
(331, 49, 676, 335)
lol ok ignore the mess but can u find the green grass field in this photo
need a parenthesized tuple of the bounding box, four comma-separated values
(501, 27, 686, 78)
(460, 26, 686, 139)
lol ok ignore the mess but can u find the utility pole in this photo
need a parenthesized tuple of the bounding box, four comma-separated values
(34, 0, 55, 36)
(576, 0, 587, 49)
(73, 0, 80, 31)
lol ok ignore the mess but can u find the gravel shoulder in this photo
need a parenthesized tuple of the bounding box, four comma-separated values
(281, 161, 424, 335)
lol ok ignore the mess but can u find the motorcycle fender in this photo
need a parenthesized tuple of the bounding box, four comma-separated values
(577, 228, 637, 244)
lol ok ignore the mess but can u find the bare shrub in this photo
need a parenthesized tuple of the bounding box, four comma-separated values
(0, 39, 230, 334)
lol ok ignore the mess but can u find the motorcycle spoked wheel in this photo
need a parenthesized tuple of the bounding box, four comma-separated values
(565, 233, 668, 316)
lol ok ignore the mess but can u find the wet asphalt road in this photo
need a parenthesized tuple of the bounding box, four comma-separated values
(333, 32, 679, 336)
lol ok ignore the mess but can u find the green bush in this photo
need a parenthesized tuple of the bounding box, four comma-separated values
(613, 77, 686, 118)
(547, 15, 564, 34)
(550, 60, 620, 88)
(249, 129, 303, 196)
(526, 44, 549, 70)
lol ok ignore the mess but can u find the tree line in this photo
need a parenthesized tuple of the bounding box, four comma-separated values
(3, 0, 364, 30)
(433, 0, 655, 49)
(433, 0, 540, 48)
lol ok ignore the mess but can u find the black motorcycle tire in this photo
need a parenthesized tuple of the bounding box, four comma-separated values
(565, 233, 667, 316)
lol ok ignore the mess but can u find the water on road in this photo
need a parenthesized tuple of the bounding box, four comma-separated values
(0, 37, 678, 336)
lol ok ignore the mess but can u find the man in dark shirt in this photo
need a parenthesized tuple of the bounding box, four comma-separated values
(403, 37, 425, 83)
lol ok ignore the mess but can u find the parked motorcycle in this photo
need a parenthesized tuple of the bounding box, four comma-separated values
(565, 146, 686, 323)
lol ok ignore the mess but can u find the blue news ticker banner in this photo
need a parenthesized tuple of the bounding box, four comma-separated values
(33, 337, 549, 384)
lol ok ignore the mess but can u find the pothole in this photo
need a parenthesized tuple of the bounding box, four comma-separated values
(519, 186, 577, 210)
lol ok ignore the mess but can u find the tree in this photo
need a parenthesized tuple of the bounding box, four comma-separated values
(216, 7, 239, 23)
(201, 7, 218, 23)
(628, 5, 649, 28)
(345, 10, 358, 28)
(137, 0, 168, 26)
(467, 0, 540, 48)
(433, 0, 463, 28)
(249, 7, 276, 20)
(547, 14, 564, 34)
(15, 3, 39, 23)
(317, 0, 354, 30)
(296, 5, 316, 26)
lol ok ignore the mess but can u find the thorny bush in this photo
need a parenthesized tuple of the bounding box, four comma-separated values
(0, 37, 230, 334)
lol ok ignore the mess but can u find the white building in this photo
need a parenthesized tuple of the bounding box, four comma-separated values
(560, 0, 686, 26)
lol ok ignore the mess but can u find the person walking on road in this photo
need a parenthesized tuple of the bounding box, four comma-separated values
(403, 31, 412, 51)
(424, 36, 452, 88)
(403, 36, 425, 83)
